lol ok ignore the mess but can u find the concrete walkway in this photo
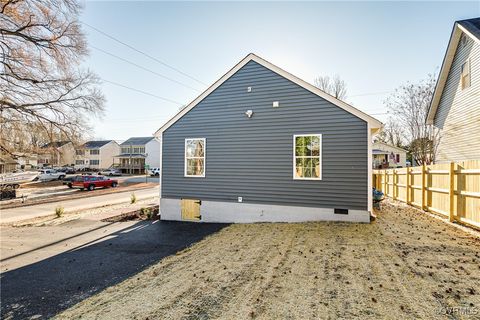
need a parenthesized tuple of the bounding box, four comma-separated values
(0, 186, 159, 224)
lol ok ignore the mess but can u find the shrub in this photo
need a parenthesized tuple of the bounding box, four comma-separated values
(130, 193, 137, 204)
(55, 206, 64, 218)
(140, 207, 152, 219)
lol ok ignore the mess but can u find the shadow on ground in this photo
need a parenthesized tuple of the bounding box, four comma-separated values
(0, 221, 228, 319)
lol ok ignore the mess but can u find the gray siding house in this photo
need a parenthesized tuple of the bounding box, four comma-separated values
(155, 54, 382, 223)
(427, 17, 480, 163)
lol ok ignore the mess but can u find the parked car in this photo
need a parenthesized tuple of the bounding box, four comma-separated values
(98, 169, 122, 176)
(71, 175, 118, 191)
(148, 167, 160, 176)
(37, 169, 66, 181)
(63, 175, 77, 188)
(55, 167, 75, 174)
(63, 166, 76, 174)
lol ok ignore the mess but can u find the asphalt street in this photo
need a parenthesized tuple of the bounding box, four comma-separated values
(1, 185, 159, 224)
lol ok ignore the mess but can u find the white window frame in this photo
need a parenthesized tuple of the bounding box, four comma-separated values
(461, 59, 471, 90)
(184, 138, 206, 178)
(293, 134, 322, 181)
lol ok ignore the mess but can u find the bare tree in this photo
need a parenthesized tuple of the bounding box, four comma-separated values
(314, 75, 347, 100)
(385, 74, 439, 165)
(374, 118, 405, 148)
(0, 0, 104, 152)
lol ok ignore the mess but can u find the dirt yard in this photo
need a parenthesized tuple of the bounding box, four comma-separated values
(55, 200, 480, 319)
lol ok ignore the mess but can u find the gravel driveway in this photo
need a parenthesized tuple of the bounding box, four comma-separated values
(53, 200, 480, 319)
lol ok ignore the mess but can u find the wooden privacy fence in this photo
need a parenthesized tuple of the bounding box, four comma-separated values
(373, 160, 480, 230)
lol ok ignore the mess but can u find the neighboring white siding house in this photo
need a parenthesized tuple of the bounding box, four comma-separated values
(372, 142, 408, 169)
(38, 141, 75, 167)
(15, 153, 38, 170)
(146, 138, 160, 168)
(75, 140, 120, 170)
(427, 17, 480, 163)
(115, 137, 160, 174)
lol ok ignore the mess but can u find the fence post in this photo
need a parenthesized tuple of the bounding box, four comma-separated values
(421, 163, 427, 211)
(392, 169, 397, 200)
(384, 170, 387, 195)
(449, 162, 455, 222)
(406, 167, 411, 205)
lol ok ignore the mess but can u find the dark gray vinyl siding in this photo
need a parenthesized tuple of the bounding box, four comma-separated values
(162, 61, 368, 210)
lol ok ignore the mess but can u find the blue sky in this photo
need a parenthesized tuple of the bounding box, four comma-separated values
(80, 1, 479, 141)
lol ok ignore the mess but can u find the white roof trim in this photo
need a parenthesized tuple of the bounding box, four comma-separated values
(155, 53, 383, 136)
(373, 141, 408, 153)
(427, 22, 480, 124)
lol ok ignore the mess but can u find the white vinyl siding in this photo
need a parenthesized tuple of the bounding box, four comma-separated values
(293, 134, 322, 180)
(434, 32, 480, 162)
(461, 59, 471, 89)
(184, 138, 205, 177)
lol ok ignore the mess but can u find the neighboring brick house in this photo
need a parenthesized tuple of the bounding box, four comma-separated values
(75, 140, 120, 170)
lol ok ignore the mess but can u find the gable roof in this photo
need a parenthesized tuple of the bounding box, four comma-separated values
(154, 53, 383, 136)
(372, 141, 408, 153)
(121, 137, 155, 146)
(41, 141, 71, 149)
(83, 140, 115, 149)
(458, 17, 480, 40)
(427, 17, 480, 124)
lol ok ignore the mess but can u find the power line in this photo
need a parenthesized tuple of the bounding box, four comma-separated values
(349, 90, 394, 97)
(82, 22, 207, 86)
(91, 45, 200, 92)
(101, 79, 184, 105)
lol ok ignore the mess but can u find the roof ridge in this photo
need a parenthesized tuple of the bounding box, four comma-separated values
(154, 53, 382, 135)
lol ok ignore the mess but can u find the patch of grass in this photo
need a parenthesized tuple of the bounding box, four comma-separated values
(55, 206, 64, 218)
(140, 207, 153, 219)
(130, 193, 137, 204)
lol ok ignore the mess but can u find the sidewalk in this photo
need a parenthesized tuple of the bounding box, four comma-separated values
(0, 186, 159, 224)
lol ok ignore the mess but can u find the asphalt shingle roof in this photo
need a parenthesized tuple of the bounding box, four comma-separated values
(41, 141, 71, 149)
(458, 17, 480, 41)
(120, 137, 154, 146)
(83, 140, 114, 149)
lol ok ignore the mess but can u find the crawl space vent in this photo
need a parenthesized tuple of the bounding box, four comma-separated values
(334, 208, 349, 215)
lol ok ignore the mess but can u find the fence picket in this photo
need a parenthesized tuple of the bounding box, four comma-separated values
(373, 160, 480, 230)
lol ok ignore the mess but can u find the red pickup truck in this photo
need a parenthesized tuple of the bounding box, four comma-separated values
(70, 175, 118, 191)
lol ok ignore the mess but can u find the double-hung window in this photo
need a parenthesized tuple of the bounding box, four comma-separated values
(461, 59, 471, 90)
(185, 138, 205, 177)
(294, 134, 322, 180)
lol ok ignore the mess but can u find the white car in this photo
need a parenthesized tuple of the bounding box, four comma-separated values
(149, 167, 160, 176)
(37, 169, 66, 181)
(98, 169, 122, 176)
